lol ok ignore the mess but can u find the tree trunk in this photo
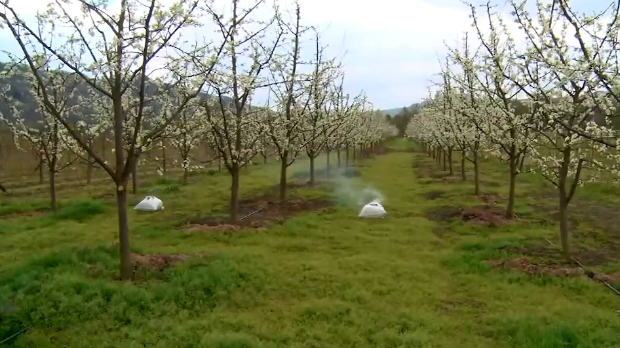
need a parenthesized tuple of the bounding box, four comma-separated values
(337, 149, 341, 168)
(50, 169, 57, 212)
(558, 187, 570, 259)
(506, 152, 517, 219)
(0, 142, 4, 179)
(448, 148, 453, 175)
(346, 146, 350, 166)
(218, 157, 222, 173)
(461, 151, 466, 181)
(263, 153, 267, 164)
(183, 167, 188, 185)
(116, 187, 133, 280)
(86, 151, 93, 184)
(309, 156, 315, 186)
(279, 152, 288, 201)
(473, 149, 480, 195)
(162, 140, 167, 176)
(353, 146, 356, 161)
(442, 150, 447, 171)
(39, 156, 44, 185)
(558, 147, 572, 259)
(131, 163, 138, 194)
(326, 150, 331, 178)
(101, 135, 107, 166)
(230, 165, 240, 220)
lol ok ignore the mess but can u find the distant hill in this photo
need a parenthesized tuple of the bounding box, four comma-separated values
(0, 62, 232, 126)
(381, 103, 423, 116)
(382, 108, 404, 116)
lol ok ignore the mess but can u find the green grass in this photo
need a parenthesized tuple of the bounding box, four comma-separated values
(1, 144, 620, 347)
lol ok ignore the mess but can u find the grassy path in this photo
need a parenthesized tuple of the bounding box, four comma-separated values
(1, 147, 620, 347)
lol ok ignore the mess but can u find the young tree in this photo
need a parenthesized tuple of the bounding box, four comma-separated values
(447, 41, 487, 195)
(504, 0, 620, 257)
(300, 31, 340, 185)
(200, 0, 283, 220)
(450, 7, 538, 218)
(159, 96, 207, 184)
(0, 63, 82, 211)
(265, 1, 312, 200)
(0, 0, 221, 279)
(323, 74, 366, 175)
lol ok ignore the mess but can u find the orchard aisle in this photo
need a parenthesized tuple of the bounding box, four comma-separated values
(3, 145, 620, 347)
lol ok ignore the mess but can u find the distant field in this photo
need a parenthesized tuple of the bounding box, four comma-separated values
(1, 139, 620, 347)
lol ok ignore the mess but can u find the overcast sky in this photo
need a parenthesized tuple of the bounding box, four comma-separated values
(0, 0, 614, 110)
(293, 0, 612, 110)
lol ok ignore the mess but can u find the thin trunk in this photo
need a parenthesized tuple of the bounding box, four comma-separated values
(326, 150, 331, 178)
(353, 146, 356, 160)
(460, 150, 466, 181)
(448, 147, 453, 175)
(473, 148, 480, 195)
(162, 140, 167, 176)
(230, 165, 240, 220)
(116, 188, 132, 280)
(39, 155, 44, 185)
(183, 167, 188, 185)
(86, 147, 93, 184)
(559, 186, 570, 258)
(263, 153, 267, 164)
(131, 162, 138, 194)
(337, 149, 341, 167)
(442, 150, 447, 171)
(0, 142, 4, 179)
(218, 157, 222, 173)
(346, 146, 350, 166)
(506, 149, 517, 219)
(101, 135, 107, 166)
(279, 151, 288, 201)
(50, 169, 57, 212)
(309, 156, 315, 186)
(558, 147, 572, 258)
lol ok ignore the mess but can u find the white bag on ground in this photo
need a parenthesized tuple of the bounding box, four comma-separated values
(359, 202, 386, 218)
(134, 196, 164, 211)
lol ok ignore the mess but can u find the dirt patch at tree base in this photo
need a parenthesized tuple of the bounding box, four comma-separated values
(423, 190, 445, 200)
(489, 257, 585, 277)
(479, 194, 503, 205)
(2, 210, 47, 221)
(132, 253, 189, 271)
(427, 205, 509, 227)
(502, 244, 616, 267)
(488, 257, 620, 284)
(184, 197, 334, 232)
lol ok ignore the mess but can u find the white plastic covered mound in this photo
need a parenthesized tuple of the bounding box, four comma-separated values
(134, 196, 164, 211)
(358, 201, 387, 218)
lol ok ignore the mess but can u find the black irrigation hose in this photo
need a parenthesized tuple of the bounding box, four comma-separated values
(0, 327, 30, 346)
(544, 238, 620, 298)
